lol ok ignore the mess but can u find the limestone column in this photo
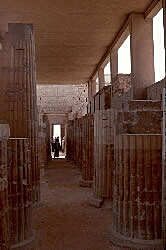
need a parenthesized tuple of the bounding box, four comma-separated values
(91, 79, 96, 113)
(110, 50, 118, 82)
(111, 134, 162, 249)
(0, 123, 10, 250)
(88, 81, 92, 102)
(130, 14, 155, 99)
(0, 23, 39, 203)
(88, 81, 92, 113)
(98, 68, 105, 90)
(91, 79, 96, 96)
(7, 138, 35, 248)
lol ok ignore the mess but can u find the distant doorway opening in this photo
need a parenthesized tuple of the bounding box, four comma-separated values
(52, 124, 65, 159)
(53, 124, 61, 144)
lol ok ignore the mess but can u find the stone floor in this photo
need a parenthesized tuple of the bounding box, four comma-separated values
(32, 159, 112, 250)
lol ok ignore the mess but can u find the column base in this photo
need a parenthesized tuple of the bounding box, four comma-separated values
(79, 179, 92, 188)
(10, 231, 37, 250)
(110, 225, 162, 249)
(88, 196, 103, 208)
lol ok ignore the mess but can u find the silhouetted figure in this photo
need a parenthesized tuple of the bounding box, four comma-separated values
(54, 139, 60, 158)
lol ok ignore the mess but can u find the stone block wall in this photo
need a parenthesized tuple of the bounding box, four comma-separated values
(112, 74, 131, 96)
(147, 78, 165, 100)
(37, 84, 88, 119)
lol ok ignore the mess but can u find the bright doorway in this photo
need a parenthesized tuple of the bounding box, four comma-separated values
(52, 124, 65, 159)
(53, 124, 61, 145)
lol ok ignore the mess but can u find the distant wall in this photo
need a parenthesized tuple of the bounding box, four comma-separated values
(37, 84, 88, 118)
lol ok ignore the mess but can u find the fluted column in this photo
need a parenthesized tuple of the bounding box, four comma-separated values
(0, 123, 10, 250)
(7, 138, 34, 248)
(0, 23, 39, 203)
(90, 109, 114, 207)
(111, 134, 162, 249)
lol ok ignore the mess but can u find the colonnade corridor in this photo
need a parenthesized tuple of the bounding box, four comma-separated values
(32, 159, 112, 250)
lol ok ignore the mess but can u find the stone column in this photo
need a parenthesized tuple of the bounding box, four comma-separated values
(0, 123, 10, 250)
(88, 81, 92, 113)
(130, 14, 155, 99)
(111, 134, 162, 249)
(98, 68, 105, 90)
(110, 50, 118, 82)
(91, 79, 96, 97)
(88, 81, 92, 102)
(91, 79, 96, 113)
(89, 109, 114, 207)
(0, 23, 39, 203)
(8, 138, 36, 248)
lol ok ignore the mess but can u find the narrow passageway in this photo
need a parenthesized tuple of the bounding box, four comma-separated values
(32, 159, 112, 250)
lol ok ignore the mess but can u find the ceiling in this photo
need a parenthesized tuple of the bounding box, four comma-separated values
(0, 0, 153, 84)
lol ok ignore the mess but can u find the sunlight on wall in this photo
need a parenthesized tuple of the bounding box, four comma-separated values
(118, 36, 131, 74)
(153, 8, 165, 82)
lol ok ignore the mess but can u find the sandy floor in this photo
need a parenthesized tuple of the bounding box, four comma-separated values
(32, 159, 113, 250)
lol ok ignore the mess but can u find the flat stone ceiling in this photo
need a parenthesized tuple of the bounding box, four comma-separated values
(0, 0, 152, 84)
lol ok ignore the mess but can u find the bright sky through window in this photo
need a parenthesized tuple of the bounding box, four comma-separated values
(104, 61, 111, 84)
(104, 61, 110, 75)
(153, 8, 165, 82)
(118, 35, 131, 74)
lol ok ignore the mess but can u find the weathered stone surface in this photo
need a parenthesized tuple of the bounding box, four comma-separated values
(0, 137, 9, 250)
(112, 74, 131, 96)
(0, 123, 10, 140)
(93, 109, 114, 200)
(7, 138, 34, 248)
(147, 78, 165, 100)
(37, 84, 88, 119)
(129, 100, 162, 111)
(66, 114, 94, 183)
(0, 23, 39, 203)
(117, 111, 162, 134)
(112, 134, 162, 247)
